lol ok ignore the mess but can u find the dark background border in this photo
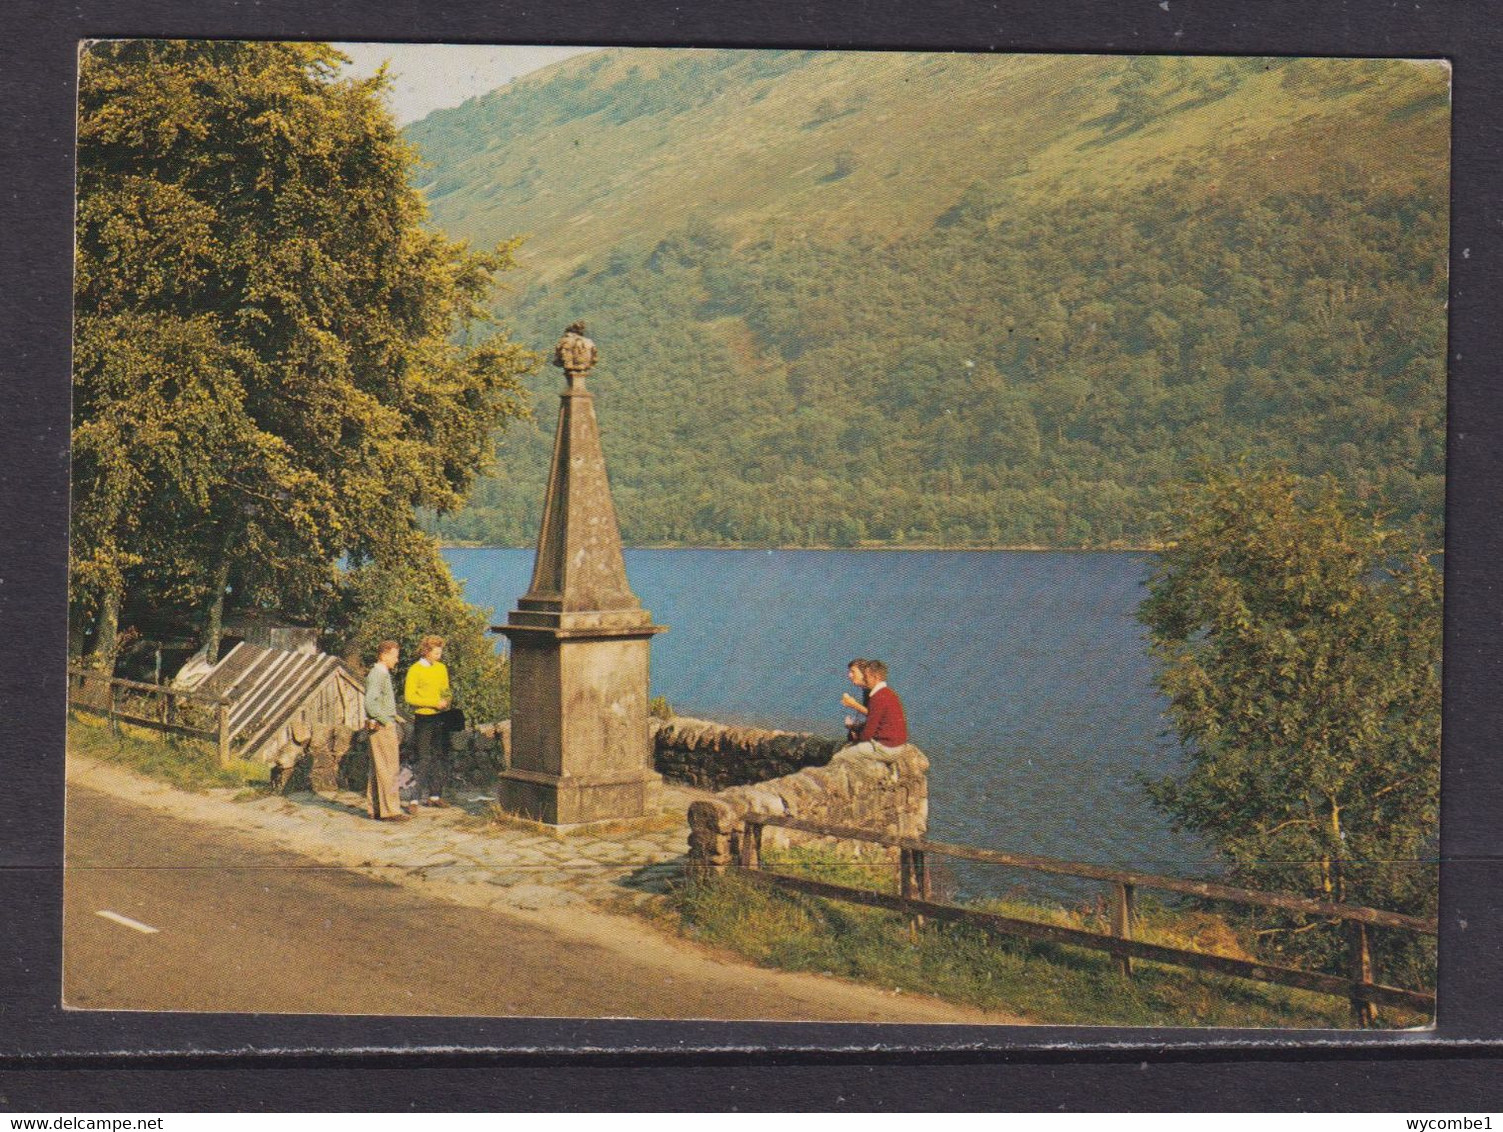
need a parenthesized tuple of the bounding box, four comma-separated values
(3, 0, 1499, 1111)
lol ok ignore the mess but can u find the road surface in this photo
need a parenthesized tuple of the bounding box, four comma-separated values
(63, 785, 1016, 1023)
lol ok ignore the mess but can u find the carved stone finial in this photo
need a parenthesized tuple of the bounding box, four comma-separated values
(553, 321, 598, 386)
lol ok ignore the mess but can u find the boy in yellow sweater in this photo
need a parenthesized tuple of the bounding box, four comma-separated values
(405, 634, 451, 807)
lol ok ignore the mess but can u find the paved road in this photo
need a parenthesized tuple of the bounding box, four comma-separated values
(64, 786, 1006, 1022)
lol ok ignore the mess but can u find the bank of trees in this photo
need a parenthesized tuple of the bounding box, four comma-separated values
(72, 40, 534, 717)
(437, 147, 1445, 548)
(1140, 467, 1441, 991)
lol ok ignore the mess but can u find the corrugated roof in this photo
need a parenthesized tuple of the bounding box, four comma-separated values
(196, 643, 362, 755)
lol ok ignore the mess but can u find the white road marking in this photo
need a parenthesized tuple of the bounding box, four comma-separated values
(95, 910, 159, 934)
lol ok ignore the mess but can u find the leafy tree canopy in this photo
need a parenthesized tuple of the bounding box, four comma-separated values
(72, 40, 536, 695)
(1139, 466, 1440, 983)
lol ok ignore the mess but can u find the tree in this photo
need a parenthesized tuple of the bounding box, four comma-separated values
(1139, 467, 1441, 986)
(332, 533, 509, 726)
(72, 40, 536, 671)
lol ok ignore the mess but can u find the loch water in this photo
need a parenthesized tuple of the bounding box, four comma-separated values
(443, 547, 1218, 900)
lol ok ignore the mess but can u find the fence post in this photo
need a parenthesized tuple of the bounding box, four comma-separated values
(1111, 881, 1136, 978)
(1347, 919, 1378, 1027)
(217, 701, 232, 768)
(738, 819, 761, 870)
(899, 848, 920, 937)
(910, 848, 930, 934)
(107, 677, 119, 737)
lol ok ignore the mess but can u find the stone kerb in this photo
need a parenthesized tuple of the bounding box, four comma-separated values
(650, 715, 841, 791)
(686, 743, 929, 873)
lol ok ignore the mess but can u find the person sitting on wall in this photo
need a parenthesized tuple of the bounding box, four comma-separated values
(841, 658, 871, 742)
(848, 658, 908, 756)
(404, 634, 452, 808)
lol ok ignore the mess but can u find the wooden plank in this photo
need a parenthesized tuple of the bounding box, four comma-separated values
(234, 656, 338, 758)
(739, 819, 762, 870)
(1112, 881, 1135, 978)
(740, 869, 1435, 1013)
(66, 668, 229, 707)
(217, 702, 232, 768)
(1348, 920, 1379, 1027)
(68, 701, 215, 741)
(754, 814, 1436, 935)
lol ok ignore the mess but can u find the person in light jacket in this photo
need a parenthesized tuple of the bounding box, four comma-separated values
(364, 640, 408, 822)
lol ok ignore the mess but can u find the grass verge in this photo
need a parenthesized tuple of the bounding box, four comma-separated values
(68, 709, 267, 793)
(666, 846, 1422, 1029)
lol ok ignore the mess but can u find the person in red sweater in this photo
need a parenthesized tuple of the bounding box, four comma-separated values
(850, 658, 908, 752)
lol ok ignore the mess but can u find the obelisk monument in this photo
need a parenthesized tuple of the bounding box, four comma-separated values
(494, 322, 665, 824)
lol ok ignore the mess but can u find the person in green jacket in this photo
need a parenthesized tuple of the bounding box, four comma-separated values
(405, 634, 452, 807)
(363, 640, 408, 821)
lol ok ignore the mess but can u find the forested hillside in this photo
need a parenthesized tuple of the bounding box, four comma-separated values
(405, 50, 1449, 547)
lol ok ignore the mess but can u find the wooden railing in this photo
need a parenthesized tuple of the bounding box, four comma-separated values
(736, 813, 1436, 1025)
(68, 666, 235, 766)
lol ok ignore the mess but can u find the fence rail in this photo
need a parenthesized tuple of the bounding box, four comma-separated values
(737, 813, 1437, 1024)
(68, 666, 235, 765)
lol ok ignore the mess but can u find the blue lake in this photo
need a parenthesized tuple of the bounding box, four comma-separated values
(442, 547, 1218, 896)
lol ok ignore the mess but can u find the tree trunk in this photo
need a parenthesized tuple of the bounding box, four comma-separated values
(200, 553, 231, 663)
(68, 595, 90, 664)
(92, 582, 122, 674)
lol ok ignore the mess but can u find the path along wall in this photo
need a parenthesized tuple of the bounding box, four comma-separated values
(307, 713, 925, 862)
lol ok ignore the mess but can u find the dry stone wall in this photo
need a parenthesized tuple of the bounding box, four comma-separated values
(687, 742, 928, 871)
(650, 715, 841, 791)
(448, 720, 511, 786)
(301, 720, 511, 796)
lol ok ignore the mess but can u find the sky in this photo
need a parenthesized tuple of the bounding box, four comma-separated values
(334, 43, 601, 126)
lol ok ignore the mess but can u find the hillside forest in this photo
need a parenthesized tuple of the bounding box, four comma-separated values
(404, 50, 1450, 549)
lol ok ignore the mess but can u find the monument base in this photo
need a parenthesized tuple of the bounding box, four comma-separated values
(497, 765, 663, 826)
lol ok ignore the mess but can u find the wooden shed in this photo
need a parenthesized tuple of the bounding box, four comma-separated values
(173, 642, 364, 764)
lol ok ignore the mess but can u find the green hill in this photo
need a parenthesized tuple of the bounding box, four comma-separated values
(405, 50, 1449, 548)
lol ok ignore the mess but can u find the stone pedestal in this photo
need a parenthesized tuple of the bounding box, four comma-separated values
(494, 334, 664, 825)
(499, 615, 662, 824)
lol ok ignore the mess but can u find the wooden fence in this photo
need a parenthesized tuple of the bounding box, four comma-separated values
(736, 813, 1436, 1025)
(68, 666, 234, 765)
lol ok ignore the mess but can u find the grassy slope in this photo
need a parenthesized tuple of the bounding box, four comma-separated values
(414, 51, 1447, 282)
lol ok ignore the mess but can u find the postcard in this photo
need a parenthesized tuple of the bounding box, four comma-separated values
(63, 40, 1447, 1032)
